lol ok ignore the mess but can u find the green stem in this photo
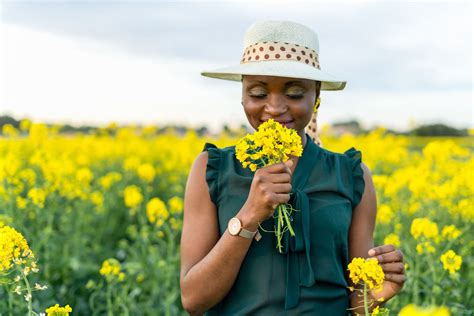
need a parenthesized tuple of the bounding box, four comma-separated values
(426, 249, 437, 305)
(276, 207, 282, 252)
(106, 283, 113, 316)
(363, 282, 369, 315)
(280, 204, 295, 236)
(21, 270, 33, 316)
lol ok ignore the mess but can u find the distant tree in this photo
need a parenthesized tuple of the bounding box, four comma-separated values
(0, 115, 19, 129)
(411, 124, 468, 136)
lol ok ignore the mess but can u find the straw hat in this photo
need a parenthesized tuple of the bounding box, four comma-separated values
(201, 20, 346, 91)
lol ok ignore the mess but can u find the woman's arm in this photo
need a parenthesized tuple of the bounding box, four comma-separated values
(347, 162, 405, 315)
(347, 162, 378, 314)
(180, 152, 292, 315)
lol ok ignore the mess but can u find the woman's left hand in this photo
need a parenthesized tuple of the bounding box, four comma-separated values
(367, 244, 406, 302)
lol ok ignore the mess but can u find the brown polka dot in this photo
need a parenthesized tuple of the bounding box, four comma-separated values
(263, 41, 267, 44)
(309, 53, 313, 58)
(297, 56, 301, 61)
(305, 59, 309, 64)
(259, 47, 264, 51)
(264, 54, 269, 59)
(305, 46, 308, 49)
(274, 41, 278, 43)
(312, 118, 316, 123)
(248, 57, 252, 61)
(280, 46, 286, 51)
(286, 54, 291, 58)
(312, 127, 316, 132)
(275, 54, 280, 58)
(269, 46, 275, 51)
(312, 62, 315, 66)
(256, 55, 260, 60)
(295, 44, 299, 47)
(301, 50, 306, 55)
(291, 48, 296, 52)
(253, 48, 256, 53)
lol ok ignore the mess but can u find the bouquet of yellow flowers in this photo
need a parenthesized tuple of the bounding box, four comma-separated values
(347, 257, 389, 315)
(235, 119, 303, 253)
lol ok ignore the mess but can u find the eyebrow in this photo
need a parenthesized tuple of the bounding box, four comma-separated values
(247, 80, 306, 87)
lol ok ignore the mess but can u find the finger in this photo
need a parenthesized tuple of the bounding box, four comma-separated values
(269, 173, 292, 184)
(275, 193, 290, 204)
(266, 162, 292, 175)
(368, 244, 396, 257)
(384, 272, 406, 284)
(270, 183, 292, 194)
(374, 250, 403, 264)
(381, 262, 405, 273)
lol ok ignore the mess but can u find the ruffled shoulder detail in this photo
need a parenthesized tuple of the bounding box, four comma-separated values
(202, 143, 221, 205)
(343, 147, 366, 208)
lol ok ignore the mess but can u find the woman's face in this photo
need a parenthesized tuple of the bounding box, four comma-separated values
(241, 75, 321, 143)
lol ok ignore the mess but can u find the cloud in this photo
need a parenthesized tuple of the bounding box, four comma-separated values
(0, 22, 244, 132)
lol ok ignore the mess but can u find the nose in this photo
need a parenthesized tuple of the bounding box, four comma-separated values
(264, 93, 288, 115)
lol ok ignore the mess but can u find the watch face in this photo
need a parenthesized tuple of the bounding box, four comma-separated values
(229, 217, 241, 235)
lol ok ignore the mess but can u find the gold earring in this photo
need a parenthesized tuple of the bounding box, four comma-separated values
(314, 97, 321, 113)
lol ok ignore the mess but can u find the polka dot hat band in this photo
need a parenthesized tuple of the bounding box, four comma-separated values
(240, 41, 320, 69)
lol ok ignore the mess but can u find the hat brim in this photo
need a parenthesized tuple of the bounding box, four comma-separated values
(201, 60, 346, 91)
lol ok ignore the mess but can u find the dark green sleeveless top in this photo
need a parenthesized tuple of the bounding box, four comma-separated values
(202, 133, 365, 315)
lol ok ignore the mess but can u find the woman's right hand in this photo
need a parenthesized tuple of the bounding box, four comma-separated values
(240, 160, 294, 226)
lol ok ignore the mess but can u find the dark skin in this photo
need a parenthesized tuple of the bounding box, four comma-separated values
(180, 74, 405, 315)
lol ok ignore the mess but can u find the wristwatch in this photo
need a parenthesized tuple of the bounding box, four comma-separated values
(228, 217, 262, 241)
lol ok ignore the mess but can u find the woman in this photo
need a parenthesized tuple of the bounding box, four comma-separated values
(180, 20, 406, 315)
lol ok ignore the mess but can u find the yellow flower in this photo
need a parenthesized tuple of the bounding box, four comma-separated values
(440, 250, 462, 274)
(347, 257, 385, 292)
(27, 187, 47, 208)
(76, 167, 94, 184)
(0, 225, 35, 272)
(410, 217, 438, 240)
(137, 163, 156, 182)
(2, 124, 19, 137)
(383, 233, 400, 248)
(441, 225, 461, 241)
(416, 241, 435, 254)
(100, 258, 125, 282)
(123, 185, 143, 208)
(235, 118, 302, 171)
(377, 204, 394, 224)
(168, 196, 183, 214)
(398, 304, 450, 316)
(99, 172, 122, 190)
(45, 304, 73, 316)
(146, 197, 169, 227)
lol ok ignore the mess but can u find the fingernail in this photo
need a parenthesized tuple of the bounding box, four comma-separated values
(368, 249, 375, 256)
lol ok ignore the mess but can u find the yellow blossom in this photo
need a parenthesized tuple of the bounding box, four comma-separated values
(137, 163, 156, 182)
(347, 257, 385, 292)
(45, 304, 73, 316)
(383, 233, 400, 248)
(124, 185, 143, 208)
(440, 250, 462, 274)
(399, 304, 450, 316)
(441, 225, 461, 241)
(146, 197, 169, 227)
(0, 225, 35, 272)
(27, 187, 47, 208)
(168, 196, 183, 214)
(410, 217, 438, 240)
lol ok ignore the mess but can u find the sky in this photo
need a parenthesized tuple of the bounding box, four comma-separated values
(0, 0, 472, 132)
